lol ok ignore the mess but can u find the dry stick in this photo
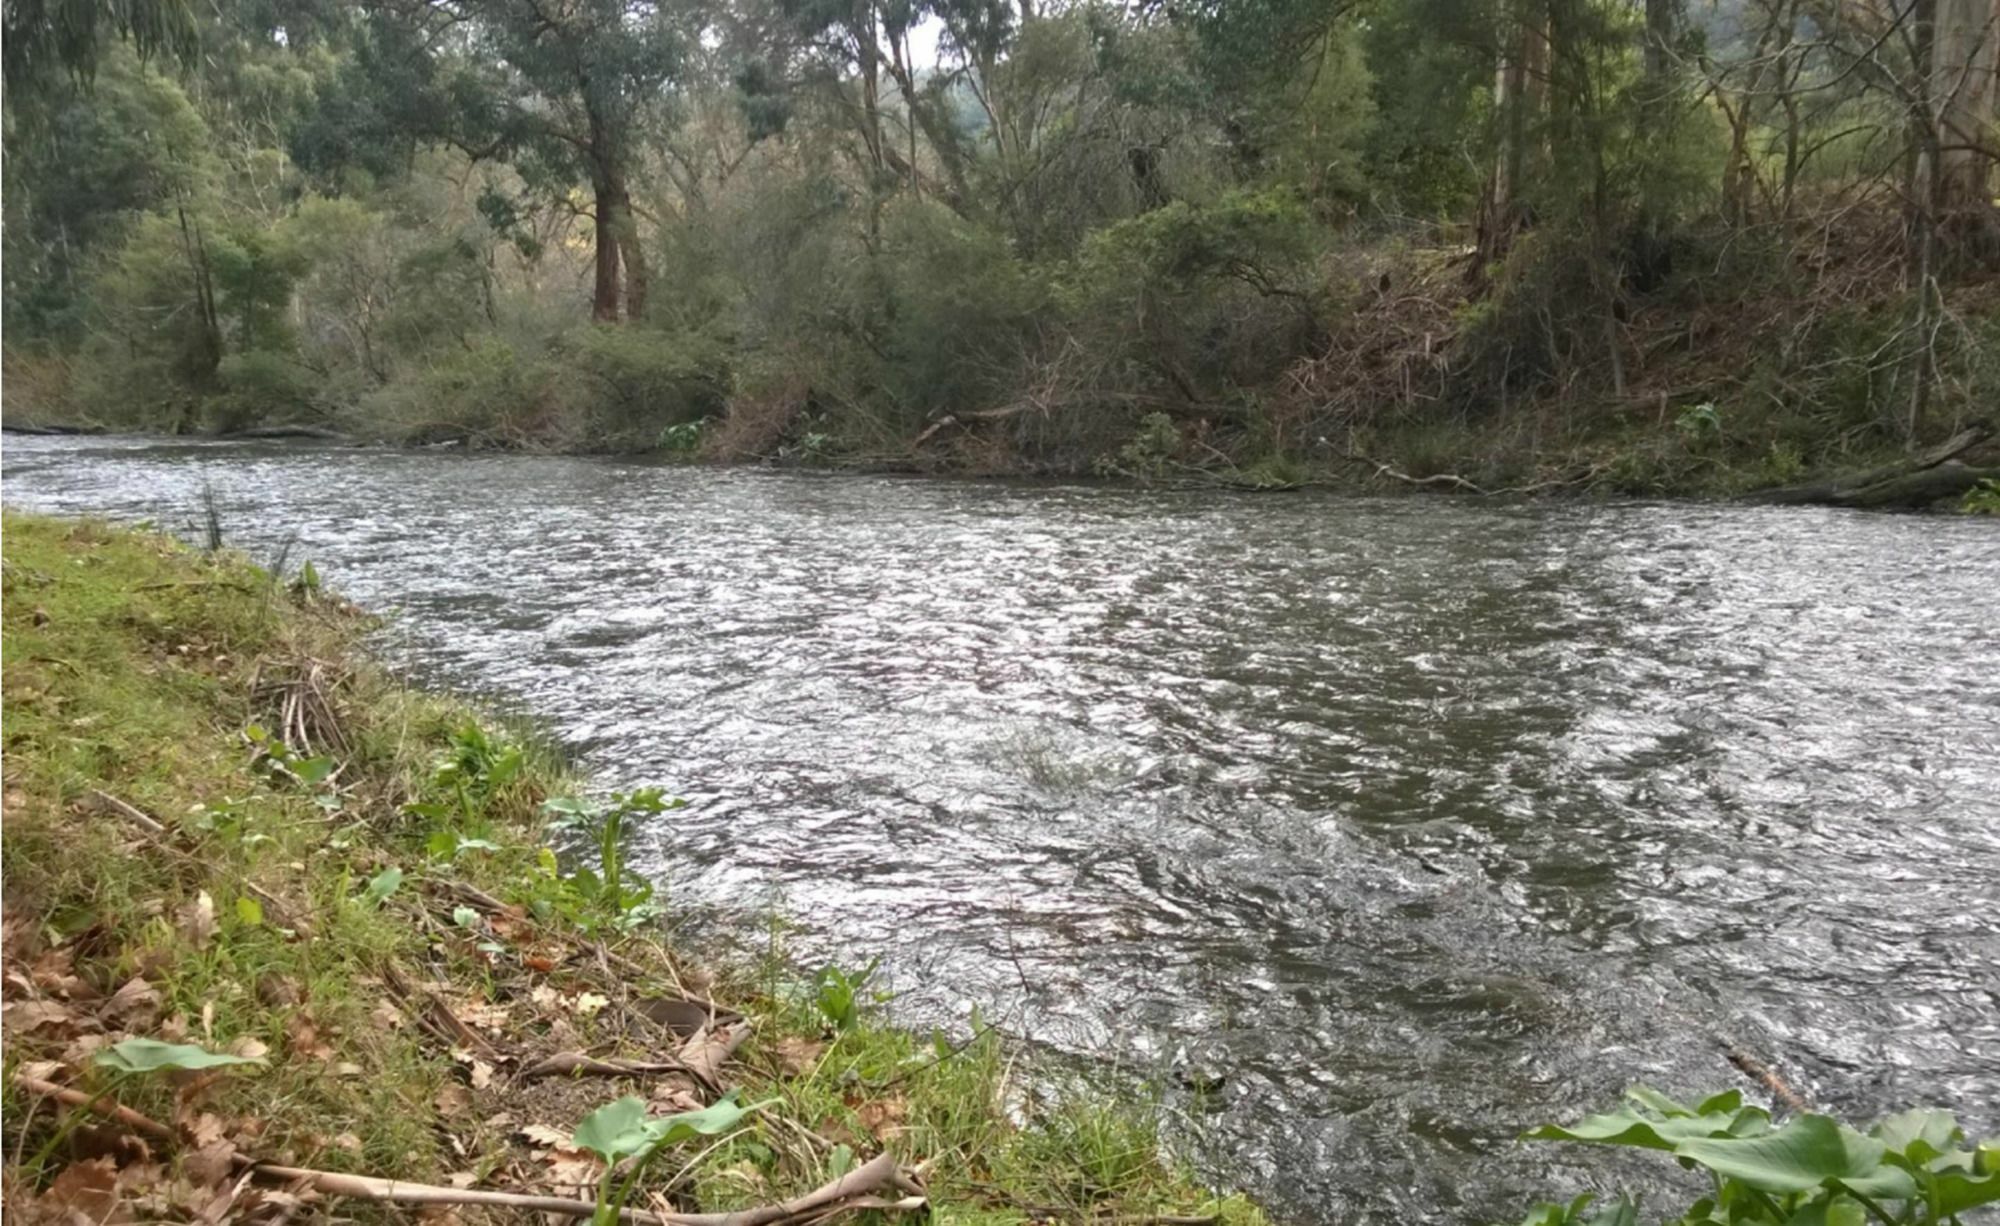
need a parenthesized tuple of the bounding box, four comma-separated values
(88, 789, 167, 836)
(251, 1150, 917, 1226)
(16, 1070, 915, 1226)
(250, 1166, 668, 1224)
(88, 789, 312, 935)
(13, 1076, 178, 1143)
(520, 1051, 697, 1080)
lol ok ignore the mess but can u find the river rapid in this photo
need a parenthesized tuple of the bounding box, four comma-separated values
(5, 434, 1997, 1223)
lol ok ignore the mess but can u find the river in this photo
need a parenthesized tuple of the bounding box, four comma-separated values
(5, 434, 1997, 1223)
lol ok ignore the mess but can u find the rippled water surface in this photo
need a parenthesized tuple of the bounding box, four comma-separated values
(6, 435, 1998, 1222)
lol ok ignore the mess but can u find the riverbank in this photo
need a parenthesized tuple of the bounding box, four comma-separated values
(9, 214, 2000, 510)
(0, 512, 1264, 1225)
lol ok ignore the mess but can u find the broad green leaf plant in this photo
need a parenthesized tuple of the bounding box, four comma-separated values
(571, 1092, 770, 1226)
(1505, 1088, 2000, 1226)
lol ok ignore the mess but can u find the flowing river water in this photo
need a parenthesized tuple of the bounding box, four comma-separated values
(5, 435, 1998, 1223)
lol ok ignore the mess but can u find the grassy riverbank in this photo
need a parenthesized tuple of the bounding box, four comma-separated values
(0, 512, 1262, 1225)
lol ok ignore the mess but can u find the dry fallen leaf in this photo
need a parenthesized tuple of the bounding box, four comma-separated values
(571, 992, 609, 1018)
(369, 999, 406, 1031)
(517, 1123, 569, 1148)
(529, 984, 561, 1009)
(179, 892, 217, 950)
(43, 1156, 123, 1223)
(773, 1035, 826, 1077)
(184, 1114, 228, 1148)
(3, 998, 76, 1035)
(648, 1087, 705, 1115)
(284, 1014, 333, 1062)
(182, 1138, 238, 1188)
(446, 1172, 480, 1189)
(332, 1062, 364, 1078)
(102, 977, 160, 1024)
(854, 1096, 908, 1140)
(226, 1036, 270, 1061)
(434, 1083, 473, 1118)
(542, 1147, 604, 1192)
(452, 1001, 511, 1032)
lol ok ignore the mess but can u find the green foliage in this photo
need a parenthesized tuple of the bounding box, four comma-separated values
(3, 0, 1989, 478)
(1509, 1088, 2000, 1226)
(659, 418, 710, 453)
(1676, 402, 1722, 443)
(1962, 479, 2000, 515)
(541, 787, 684, 931)
(809, 957, 883, 1032)
(1102, 412, 1183, 480)
(96, 1038, 264, 1074)
(564, 324, 730, 444)
(572, 1093, 769, 1226)
(211, 351, 319, 431)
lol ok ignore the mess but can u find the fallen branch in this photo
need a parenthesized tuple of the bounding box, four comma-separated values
(664, 1151, 905, 1226)
(88, 789, 166, 836)
(252, 1165, 667, 1223)
(382, 960, 504, 1056)
(1743, 423, 1993, 507)
(1366, 460, 1489, 495)
(13, 1074, 178, 1142)
(521, 1051, 696, 1081)
(85, 790, 312, 934)
(251, 1149, 920, 1226)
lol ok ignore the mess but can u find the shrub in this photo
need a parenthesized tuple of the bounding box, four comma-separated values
(208, 350, 320, 432)
(562, 325, 729, 448)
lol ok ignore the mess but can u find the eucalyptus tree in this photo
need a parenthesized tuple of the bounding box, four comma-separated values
(367, 0, 699, 321)
(1, 0, 197, 88)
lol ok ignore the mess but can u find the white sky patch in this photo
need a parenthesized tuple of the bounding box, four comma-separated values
(904, 13, 946, 70)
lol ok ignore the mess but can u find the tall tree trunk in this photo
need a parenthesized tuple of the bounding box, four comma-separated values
(592, 179, 623, 323)
(1644, 0, 1675, 80)
(620, 224, 652, 322)
(1477, 0, 1547, 271)
(618, 186, 648, 323)
(1933, 0, 1998, 211)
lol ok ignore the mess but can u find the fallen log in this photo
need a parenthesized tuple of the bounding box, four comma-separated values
(0, 422, 105, 436)
(1825, 463, 1999, 509)
(215, 424, 351, 442)
(1743, 424, 1992, 507)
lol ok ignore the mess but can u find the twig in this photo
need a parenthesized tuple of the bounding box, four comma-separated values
(520, 1051, 696, 1081)
(13, 1075, 178, 1142)
(252, 1165, 666, 1223)
(86, 788, 313, 934)
(250, 1149, 921, 1226)
(88, 789, 166, 836)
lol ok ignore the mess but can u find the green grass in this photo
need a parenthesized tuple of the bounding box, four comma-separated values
(0, 511, 1266, 1226)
